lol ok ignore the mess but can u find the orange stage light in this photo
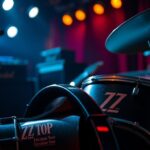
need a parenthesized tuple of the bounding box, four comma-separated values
(62, 14, 73, 26)
(75, 9, 86, 21)
(93, 3, 105, 15)
(110, 0, 122, 9)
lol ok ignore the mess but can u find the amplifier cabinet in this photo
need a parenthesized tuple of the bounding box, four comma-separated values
(37, 60, 87, 88)
(0, 79, 36, 117)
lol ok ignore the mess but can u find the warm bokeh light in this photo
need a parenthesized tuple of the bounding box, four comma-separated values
(75, 9, 86, 21)
(93, 3, 105, 15)
(62, 14, 73, 26)
(110, 0, 122, 9)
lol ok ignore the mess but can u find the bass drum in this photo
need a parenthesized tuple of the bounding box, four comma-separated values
(82, 75, 150, 131)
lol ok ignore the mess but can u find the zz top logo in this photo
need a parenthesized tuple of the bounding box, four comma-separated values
(100, 92, 127, 113)
(21, 123, 54, 140)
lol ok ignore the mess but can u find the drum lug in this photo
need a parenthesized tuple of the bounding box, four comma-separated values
(132, 85, 139, 96)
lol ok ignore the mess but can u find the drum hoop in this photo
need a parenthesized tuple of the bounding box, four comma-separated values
(112, 118, 150, 135)
(111, 118, 150, 144)
(82, 75, 150, 87)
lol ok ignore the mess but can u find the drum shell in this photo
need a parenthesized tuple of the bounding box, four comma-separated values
(0, 116, 80, 150)
(82, 75, 150, 131)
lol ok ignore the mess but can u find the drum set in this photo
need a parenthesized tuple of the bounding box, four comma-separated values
(82, 75, 150, 131)
(0, 8, 149, 150)
(81, 8, 150, 149)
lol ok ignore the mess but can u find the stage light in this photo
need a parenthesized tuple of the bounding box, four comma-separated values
(93, 3, 105, 15)
(75, 9, 86, 21)
(28, 7, 39, 18)
(70, 82, 75, 86)
(7, 26, 18, 38)
(96, 126, 109, 133)
(2, 0, 14, 11)
(62, 14, 73, 26)
(143, 50, 150, 56)
(110, 0, 122, 9)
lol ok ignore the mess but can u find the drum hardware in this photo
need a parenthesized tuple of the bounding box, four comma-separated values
(110, 118, 150, 150)
(133, 121, 139, 126)
(13, 117, 19, 150)
(0, 116, 20, 150)
(131, 79, 140, 96)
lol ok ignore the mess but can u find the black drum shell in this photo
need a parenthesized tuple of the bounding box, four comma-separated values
(82, 75, 150, 131)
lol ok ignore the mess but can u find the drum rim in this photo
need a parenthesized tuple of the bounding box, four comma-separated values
(111, 118, 150, 145)
(82, 75, 150, 87)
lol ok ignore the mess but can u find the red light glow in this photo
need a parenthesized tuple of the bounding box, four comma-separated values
(96, 126, 109, 132)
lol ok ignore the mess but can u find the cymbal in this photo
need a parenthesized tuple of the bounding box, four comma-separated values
(105, 8, 150, 53)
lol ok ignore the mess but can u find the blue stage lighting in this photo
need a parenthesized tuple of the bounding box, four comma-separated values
(2, 0, 14, 11)
(28, 7, 39, 18)
(7, 26, 18, 38)
(143, 50, 150, 56)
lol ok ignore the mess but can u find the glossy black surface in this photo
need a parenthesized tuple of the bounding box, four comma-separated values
(105, 8, 150, 53)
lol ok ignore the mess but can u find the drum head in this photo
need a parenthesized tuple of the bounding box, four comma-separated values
(82, 75, 150, 131)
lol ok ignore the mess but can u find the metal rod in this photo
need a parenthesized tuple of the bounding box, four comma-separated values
(13, 117, 19, 150)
